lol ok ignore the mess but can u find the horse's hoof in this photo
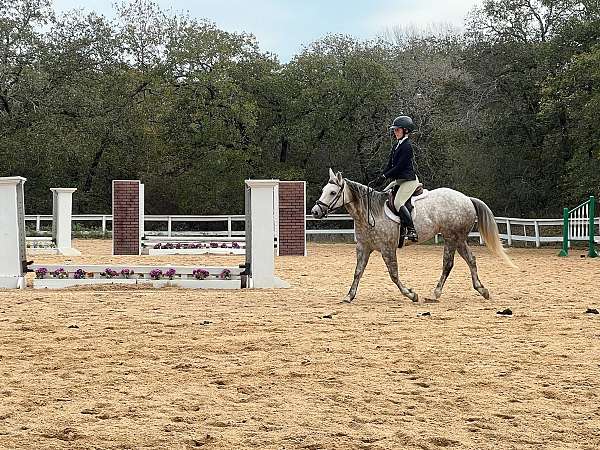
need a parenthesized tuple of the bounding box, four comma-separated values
(341, 296, 353, 304)
(410, 292, 419, 303)
(480, 288, 490, 300)
(433, 288, 442, 299)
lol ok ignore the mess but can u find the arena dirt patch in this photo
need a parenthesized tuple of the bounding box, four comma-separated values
(1, 240, 599, 449)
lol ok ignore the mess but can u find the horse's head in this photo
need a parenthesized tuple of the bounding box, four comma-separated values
(311, 168, 347, 219)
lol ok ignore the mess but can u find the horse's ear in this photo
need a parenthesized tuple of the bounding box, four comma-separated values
(336, 171, 343, 184)
(328, 168, 336, 182)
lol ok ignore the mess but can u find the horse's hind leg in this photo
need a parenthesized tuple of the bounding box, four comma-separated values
(433, 240, 457, 300)
(381, 248, 419, 303)
(457, 240, 490, 299)
(343, 244, 371, 303)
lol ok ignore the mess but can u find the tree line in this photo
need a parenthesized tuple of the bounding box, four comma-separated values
(1, 0, 599, 217)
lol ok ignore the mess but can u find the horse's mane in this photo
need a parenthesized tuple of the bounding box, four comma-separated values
(345, 179, 387, 217)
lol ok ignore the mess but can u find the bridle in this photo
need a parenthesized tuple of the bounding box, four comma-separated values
(315, 178, 378, 227)
(314, 179, 351, 218)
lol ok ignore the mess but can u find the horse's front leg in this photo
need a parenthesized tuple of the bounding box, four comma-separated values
(343, 244, 371, 303)
(381, 247, 419, 303)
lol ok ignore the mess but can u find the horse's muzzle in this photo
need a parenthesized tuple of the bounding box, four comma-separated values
(311, 204, 326, 219)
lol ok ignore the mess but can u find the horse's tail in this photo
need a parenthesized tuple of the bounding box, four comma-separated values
(470, 197, 518, 269)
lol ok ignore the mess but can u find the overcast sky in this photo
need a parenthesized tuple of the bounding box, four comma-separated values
(52, 0, 482, 61)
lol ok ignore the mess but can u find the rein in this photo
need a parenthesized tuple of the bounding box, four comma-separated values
(365, 179, 377, 228)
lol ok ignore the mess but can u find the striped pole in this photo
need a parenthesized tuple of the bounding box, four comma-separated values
(588, 196, 598, 258)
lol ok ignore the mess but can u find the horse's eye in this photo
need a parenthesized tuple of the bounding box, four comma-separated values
(330, 191, 336, 196)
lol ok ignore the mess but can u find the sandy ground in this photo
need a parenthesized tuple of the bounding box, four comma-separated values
(1, 239, 599, 450)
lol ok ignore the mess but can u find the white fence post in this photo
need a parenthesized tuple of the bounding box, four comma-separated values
(102, 215, 107, 235)
(506, 219, 512, 246)
(534, 220, 540, 248)
(36, 215, 41, 233)
(227, 216, 232, 238)
(167, 216, 172, 237)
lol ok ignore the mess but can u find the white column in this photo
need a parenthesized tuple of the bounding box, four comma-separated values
(50, 188, 80, 256)
(245, 180, 289, 289)
(0, 177, 27, 289)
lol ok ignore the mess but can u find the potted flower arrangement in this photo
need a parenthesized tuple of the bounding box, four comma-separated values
(52, 268, 67, 279)
(101, 268, 118, 278)
(192, 268, 209, 280)
(219, 269, 232, 280)
(120, 268, 134, 278)
(35, 267, 48, 279)
(73, 268, 86, 279)
(165, 268, 176, 280)
(149, 269, 163, 280)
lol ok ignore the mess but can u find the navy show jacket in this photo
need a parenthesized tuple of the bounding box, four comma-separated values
(383, 137, 416, 180)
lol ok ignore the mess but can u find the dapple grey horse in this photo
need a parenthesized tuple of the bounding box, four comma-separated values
(311, 169, 517, 303)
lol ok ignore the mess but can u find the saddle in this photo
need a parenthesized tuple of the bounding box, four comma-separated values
(386, 183, 424, 216)
(385, 183, 424, 248)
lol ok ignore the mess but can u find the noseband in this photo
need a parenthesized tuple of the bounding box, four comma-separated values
(314, 180, 350, 217)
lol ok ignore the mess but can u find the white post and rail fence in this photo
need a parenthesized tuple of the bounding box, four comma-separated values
(23, 211, 600, 252)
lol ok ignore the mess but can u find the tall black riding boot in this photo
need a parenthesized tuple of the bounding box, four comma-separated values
(399, 205, 418, 242)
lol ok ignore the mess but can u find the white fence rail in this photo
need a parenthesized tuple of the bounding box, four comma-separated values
(25, 213, 600, 248)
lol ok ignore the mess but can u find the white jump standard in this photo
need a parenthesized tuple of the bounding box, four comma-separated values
(0, 177, 28, 289)
(26, 188, 80, 256)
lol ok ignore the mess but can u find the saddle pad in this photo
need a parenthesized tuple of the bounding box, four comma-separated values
(384, 203, 402, 224)
(411, 189, 429, 207)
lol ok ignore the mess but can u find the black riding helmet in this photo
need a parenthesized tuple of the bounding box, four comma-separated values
(389, 115, 416, 132)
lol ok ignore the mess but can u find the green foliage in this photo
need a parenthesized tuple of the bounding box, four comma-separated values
(0, 0, 598, 217)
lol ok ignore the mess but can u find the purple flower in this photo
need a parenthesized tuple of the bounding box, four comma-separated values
(121, 268, 133, 278)
(165, 268, 176, 280)
(73, 268, 86, 279)
(149, 268, 163, 280)
(175, 243, 181, 249)
(219, 269, 232, 280)
(101, 268, 118, 278)
(232, 242, 240, 249)
(35, 267, 48, 279)
(210, 242, 218, 248)
(153, 243, 161, 249)
(192, 268, 209, 280)
(52, 268, 67, 279)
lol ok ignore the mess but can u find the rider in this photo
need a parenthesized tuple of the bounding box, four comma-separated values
(377, 115, 419, 241)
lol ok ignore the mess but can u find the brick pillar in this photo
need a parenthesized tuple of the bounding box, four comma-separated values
(278, 181, 306, 256)
(112, 180, 143, 255)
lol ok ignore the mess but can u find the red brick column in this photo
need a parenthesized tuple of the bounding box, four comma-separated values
(278, 181, 306, 256)
(112, 180, 142, 255)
